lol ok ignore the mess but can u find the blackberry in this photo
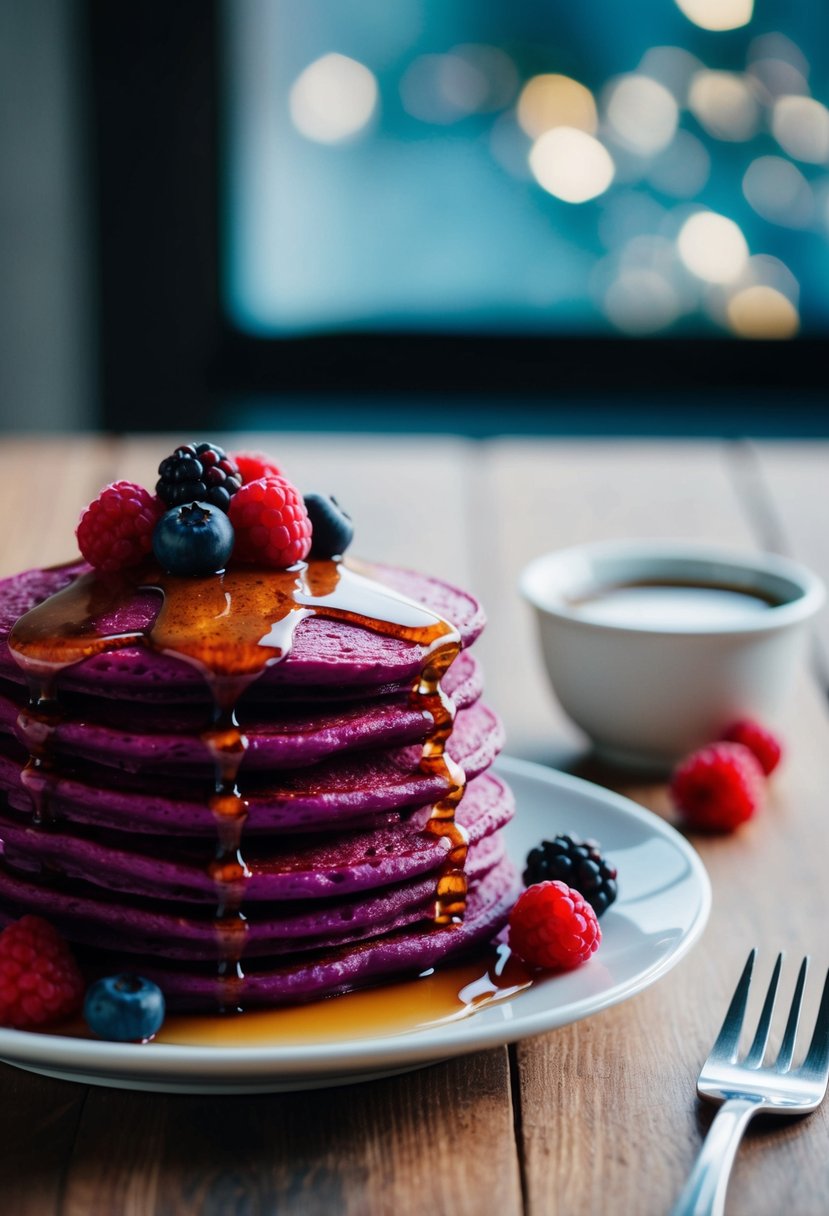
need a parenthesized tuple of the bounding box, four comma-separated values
(523, 835, 618, 917)
(157, 442, 242, 513)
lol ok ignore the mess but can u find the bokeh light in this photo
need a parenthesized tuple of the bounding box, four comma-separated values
(638, 46, 703, 103)
(647, 130, 710, 198)
(517, 75, 597, 138)
(677, 211, 749, 283)
(748, 57, 809, 103)
(688, 71, 759, 141)
(742, 157, 813, 227)
(604, 268, 681, 333)
(605, 75, 678, 156)
(529, 127, 614, 203)
(452, 44, 519, 112)
(747, 35, 810, 106)
(289, 54, 378, 144)
(400, 46, 518, 124)
(401, 53, 489, 124)
(597, 190, 667, 249)
(726, 285, 799, 337)
(489, 111, 533, 179)
(232, 3, 828, 342)
(594, 230, 690, 333)
(744, 253, 800, 303)
(772, 96, 829, 164)
(748, 33, 809, 78)
(673, 0, 753, 33)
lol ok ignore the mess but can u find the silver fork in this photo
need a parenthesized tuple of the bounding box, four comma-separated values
(671, 950, 829, 1216)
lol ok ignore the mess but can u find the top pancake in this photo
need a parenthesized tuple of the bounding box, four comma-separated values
(0, 560, 485, 701)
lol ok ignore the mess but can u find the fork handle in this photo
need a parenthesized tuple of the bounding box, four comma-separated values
(670, 1096, 764, 1216)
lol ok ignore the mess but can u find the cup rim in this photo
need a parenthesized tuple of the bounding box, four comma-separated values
(519, 540, 826, 637)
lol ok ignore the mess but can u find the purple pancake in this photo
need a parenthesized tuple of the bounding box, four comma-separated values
(0, 772, 513, 903)
(0, 831, 505, 961)
(0, 560, 485, 699)
(143, 858, 521, 1011)
(0, 856, 520, 1010)
(3, 651, 483, 776)
(0, 552, 515, 1013)
(0, 648, 480, 729)
(2, 700, 504, 835)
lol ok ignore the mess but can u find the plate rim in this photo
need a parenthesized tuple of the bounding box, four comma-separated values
(0, 756, 711, 1081)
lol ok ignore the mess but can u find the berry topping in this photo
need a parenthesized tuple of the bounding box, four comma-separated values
(670, 741, 764, 832)
(152, 501, 235, 576)
(157, 442, 242, 513)
(305, 493, 354, 560)
(509, 881, 601, 970)
(0, 915, 84, 1029)
(77, 481, 163, 572)
(229, 476, 312, 569)
(523, 835, 618, 917)
(232, 450, 284, 484)
(719, 719, 783, 776)
(84, 973, 165, 1042)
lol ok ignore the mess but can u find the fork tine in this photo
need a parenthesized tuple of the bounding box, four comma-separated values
(744, 952, 783, 1068)
(801, 966, 829, 1082)
(710, 949, 756, 1062)
(776, 956, 808, 1072)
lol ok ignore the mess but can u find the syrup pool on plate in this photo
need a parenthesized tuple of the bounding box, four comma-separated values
(569, 579, 780, 629)
(47, 945, 534, 1047)
(158, 944, 533, 1047)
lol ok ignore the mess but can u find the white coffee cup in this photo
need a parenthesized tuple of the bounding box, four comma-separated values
(520, 540, 825, 770)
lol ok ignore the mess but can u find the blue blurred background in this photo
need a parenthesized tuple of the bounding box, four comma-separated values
(225, 0, 829, 341)
(1, 1, 828, 434)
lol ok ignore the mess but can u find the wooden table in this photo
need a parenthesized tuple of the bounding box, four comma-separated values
(2, 434, 828, 1216)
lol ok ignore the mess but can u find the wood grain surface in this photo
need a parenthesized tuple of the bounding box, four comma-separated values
(1, 435, 828, 1216)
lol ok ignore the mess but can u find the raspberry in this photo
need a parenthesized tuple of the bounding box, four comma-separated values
(0, 915, 85, 1029)
(228, 476, 312, 568)
(523, 835, 618, 917)
(77, 481, 163, 572)
(232, 450, 284, 484)
(508, 881, 601, 969)
(719, 719, 783, 776)
(670, 742, 764, 832)
(157, 442, 242, 513)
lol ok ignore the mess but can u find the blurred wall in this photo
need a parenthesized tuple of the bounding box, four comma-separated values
(0, 0, 95, 432)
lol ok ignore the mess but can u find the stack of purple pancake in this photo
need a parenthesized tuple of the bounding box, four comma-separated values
(0, 559, 518, 1011)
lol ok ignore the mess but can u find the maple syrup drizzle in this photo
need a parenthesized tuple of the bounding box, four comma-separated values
(202, 684, 254, 1009)
(7, 559, 469, 1000)
(17, 680, 62, 828)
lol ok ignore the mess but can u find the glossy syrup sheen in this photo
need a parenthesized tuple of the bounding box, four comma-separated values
(160, 944, 532, 1046)
(8, 559, 457, 679)
(48, 944, 533, 1046)
(6, 558, 471, 1003)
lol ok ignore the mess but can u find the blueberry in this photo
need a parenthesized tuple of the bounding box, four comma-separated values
(84, 974, 166, 1042)
(304, 494, 354, 559)
(152, 501, 234, 576)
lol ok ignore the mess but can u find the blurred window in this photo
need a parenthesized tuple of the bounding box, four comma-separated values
(224, 0, 829, 340)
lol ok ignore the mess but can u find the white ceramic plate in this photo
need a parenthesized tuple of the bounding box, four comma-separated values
(0, 757, 710, 1093)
